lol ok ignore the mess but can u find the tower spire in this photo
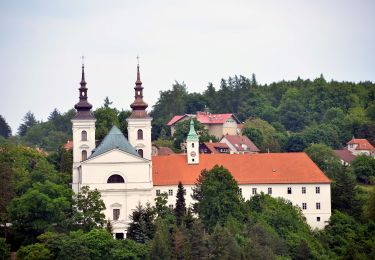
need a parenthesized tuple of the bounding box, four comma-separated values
(129, 58, 149, 118)
(74, 60, 94, 120)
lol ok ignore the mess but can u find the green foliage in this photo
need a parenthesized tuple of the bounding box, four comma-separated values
(7, 181, 72, 244)
(149, 220, 171, 260)
(351, 155, 375, 184)
(304, 143, 341, 178)
(94, 107, 119, 141)
(367, 187, 375, 221)
(154, 192, 173, 221)
(17, 243, 52, 260)
(192, 165, 244, 230)
(319, 210, 375, 258)
(118, 110, 131, 138)
(242, 118, 282, 151)
(18, 111, 37, 136)
(175, 182, 186, 226)
(72, 186, 106, 231)
(331, 167, 362, 219)
(127, 203, 155, 243)
(0, 238, 10, 260)
(0, 115, 11, 138)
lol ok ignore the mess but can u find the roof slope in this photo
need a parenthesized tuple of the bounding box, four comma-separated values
(222, 135, 260, 152)
(167, 112, 240, 126)
(347, 138, 375, 151)
(152, 153, 330, 185)
(89, 126, 139, 159)
(334, 149, 356, 163)
(202, 142, 229, 153)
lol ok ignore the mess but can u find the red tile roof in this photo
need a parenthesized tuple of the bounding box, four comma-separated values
(167, 112, 240, 126)
(202, 142, 229, 154)
(167, 115, 186, 126)
(347, 138, 375, 151)
(152, 153, 330, 186)
(157, 147, 175, 156)
(64, 140, 73, 150)
(334, 150, 356, 164)
(222, 135, 260, 152)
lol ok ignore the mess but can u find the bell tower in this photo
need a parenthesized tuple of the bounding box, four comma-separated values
(71, 61, 96, 193)
(127, 60, 152, 160)
(186, 119, 199, 164)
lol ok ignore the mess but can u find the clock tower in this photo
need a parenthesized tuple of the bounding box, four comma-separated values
(186, 119, 199, 164)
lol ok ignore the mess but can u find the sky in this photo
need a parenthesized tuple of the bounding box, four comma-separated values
(0, 0, 374, 134)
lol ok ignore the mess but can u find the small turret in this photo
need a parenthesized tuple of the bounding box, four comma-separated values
(186, 119, 199, 164)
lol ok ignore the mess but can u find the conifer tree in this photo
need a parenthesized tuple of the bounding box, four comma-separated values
(175, 182, 186, 226)
(189, 220, 208, 259)
(150, 220, 171, 260)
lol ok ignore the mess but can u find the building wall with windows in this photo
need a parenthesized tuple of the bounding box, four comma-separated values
(153, 183, 330, 230)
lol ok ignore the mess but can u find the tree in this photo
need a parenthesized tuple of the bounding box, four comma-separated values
(242, 118, 281, 152)
(7, 181, 72, 244)
(175, 182, 186, 226)
(0, 238, 10, 260)
(351, 155, 375, 184)
(192, 165, 244, 230)
(149, 220, 171, 260)
(16, 243, 52, 260)
(18, 111, 37, 136)
(208, 225, 241, 259)
(72, 186, 106, 231)
(0, 115, 11, 138)
(304, 143, 341, 179)
(118, 110, 131, 138)
(283, 134, 308, 152)
(94, 107, 119, 141)
(189, 220, 208, 259)
(367, 186, 375, 221)
(331, 167, 362, 218)
(278, 88, 307, 131)
(103, 96, 113, 108)
(126, 203, 155, 243)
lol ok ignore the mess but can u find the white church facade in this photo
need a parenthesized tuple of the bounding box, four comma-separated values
(71, 63, 331, 238)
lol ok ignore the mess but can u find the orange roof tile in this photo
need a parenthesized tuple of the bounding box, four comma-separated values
(167, 112, 240, 126)
(64, 140, 73, 150)
(202, 142, 229, 153)
(152, 153, 330, 186)
(347, 138, 375, 151)
(222, 135, 260, 152)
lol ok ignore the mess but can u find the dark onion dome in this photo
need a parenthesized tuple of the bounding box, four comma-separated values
(74, 64, 95, 120)
(129, 64, 150, 119)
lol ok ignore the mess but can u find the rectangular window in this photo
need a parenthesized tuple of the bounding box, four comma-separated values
(252, 188, 257, 195)
(302, 203, 307, 210)
(287, 187, 292, 194)
(302, 187, 306, 194)
(239, 188, 242, 195)
(168, 189, 173, 196)
(113, 209, 120, 221)
(156, 190, 161, 196)
(316, 187, 320, 194)
(317, 217, 321, 222)
(316, 203, 321, 210)
(169, 204, 174, 210)
(268, 187, 272, 195)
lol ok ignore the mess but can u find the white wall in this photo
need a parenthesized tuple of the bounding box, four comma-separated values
(153, 183, 331, 230)
(127, 118, 152, 160)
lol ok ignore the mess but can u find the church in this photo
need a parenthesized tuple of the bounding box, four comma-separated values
(71, 63, 331, 238)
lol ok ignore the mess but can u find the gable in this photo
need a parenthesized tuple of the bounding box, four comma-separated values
(84, 149, 148, 164)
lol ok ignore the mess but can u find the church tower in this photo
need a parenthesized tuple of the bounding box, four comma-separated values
(127, 63, 152, 160)
(186, 119, 199, 164)
(71, 63, 96, 193)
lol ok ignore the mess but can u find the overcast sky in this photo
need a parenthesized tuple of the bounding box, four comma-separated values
(1, 0, 374, 133)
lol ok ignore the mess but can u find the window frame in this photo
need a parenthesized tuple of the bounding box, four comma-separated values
(113, 209, 120, 221)
(316, 186, 320, 194)
(81, 130, 87, 141)
(302, 187, 306, 194)
(168, 189, 173, 196)
(268, 187, 272, 195)
(302, 203, 307, 210)
(287, 187, 292, 194)
(81, 150, 87, 161)
(252, 188, 257, 195)
(137, 129, 143, 140)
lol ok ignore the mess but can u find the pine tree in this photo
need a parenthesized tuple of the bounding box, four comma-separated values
(17, 111, 37, 136)
(150, 220, 171, 260)
(175, 182, 186, 226)
(0, 115, 11, 138)
(190, 220, 208, 259)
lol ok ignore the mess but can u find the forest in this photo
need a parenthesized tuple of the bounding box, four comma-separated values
(0, 74, 375, 259)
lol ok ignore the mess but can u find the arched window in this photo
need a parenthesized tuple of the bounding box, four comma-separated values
(138, 149, 143, 158)
(107, 174, 125, 183)
(81, 130, 87, 141)
(81, 150, 87, 161)
(137, 129, 143, 140)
